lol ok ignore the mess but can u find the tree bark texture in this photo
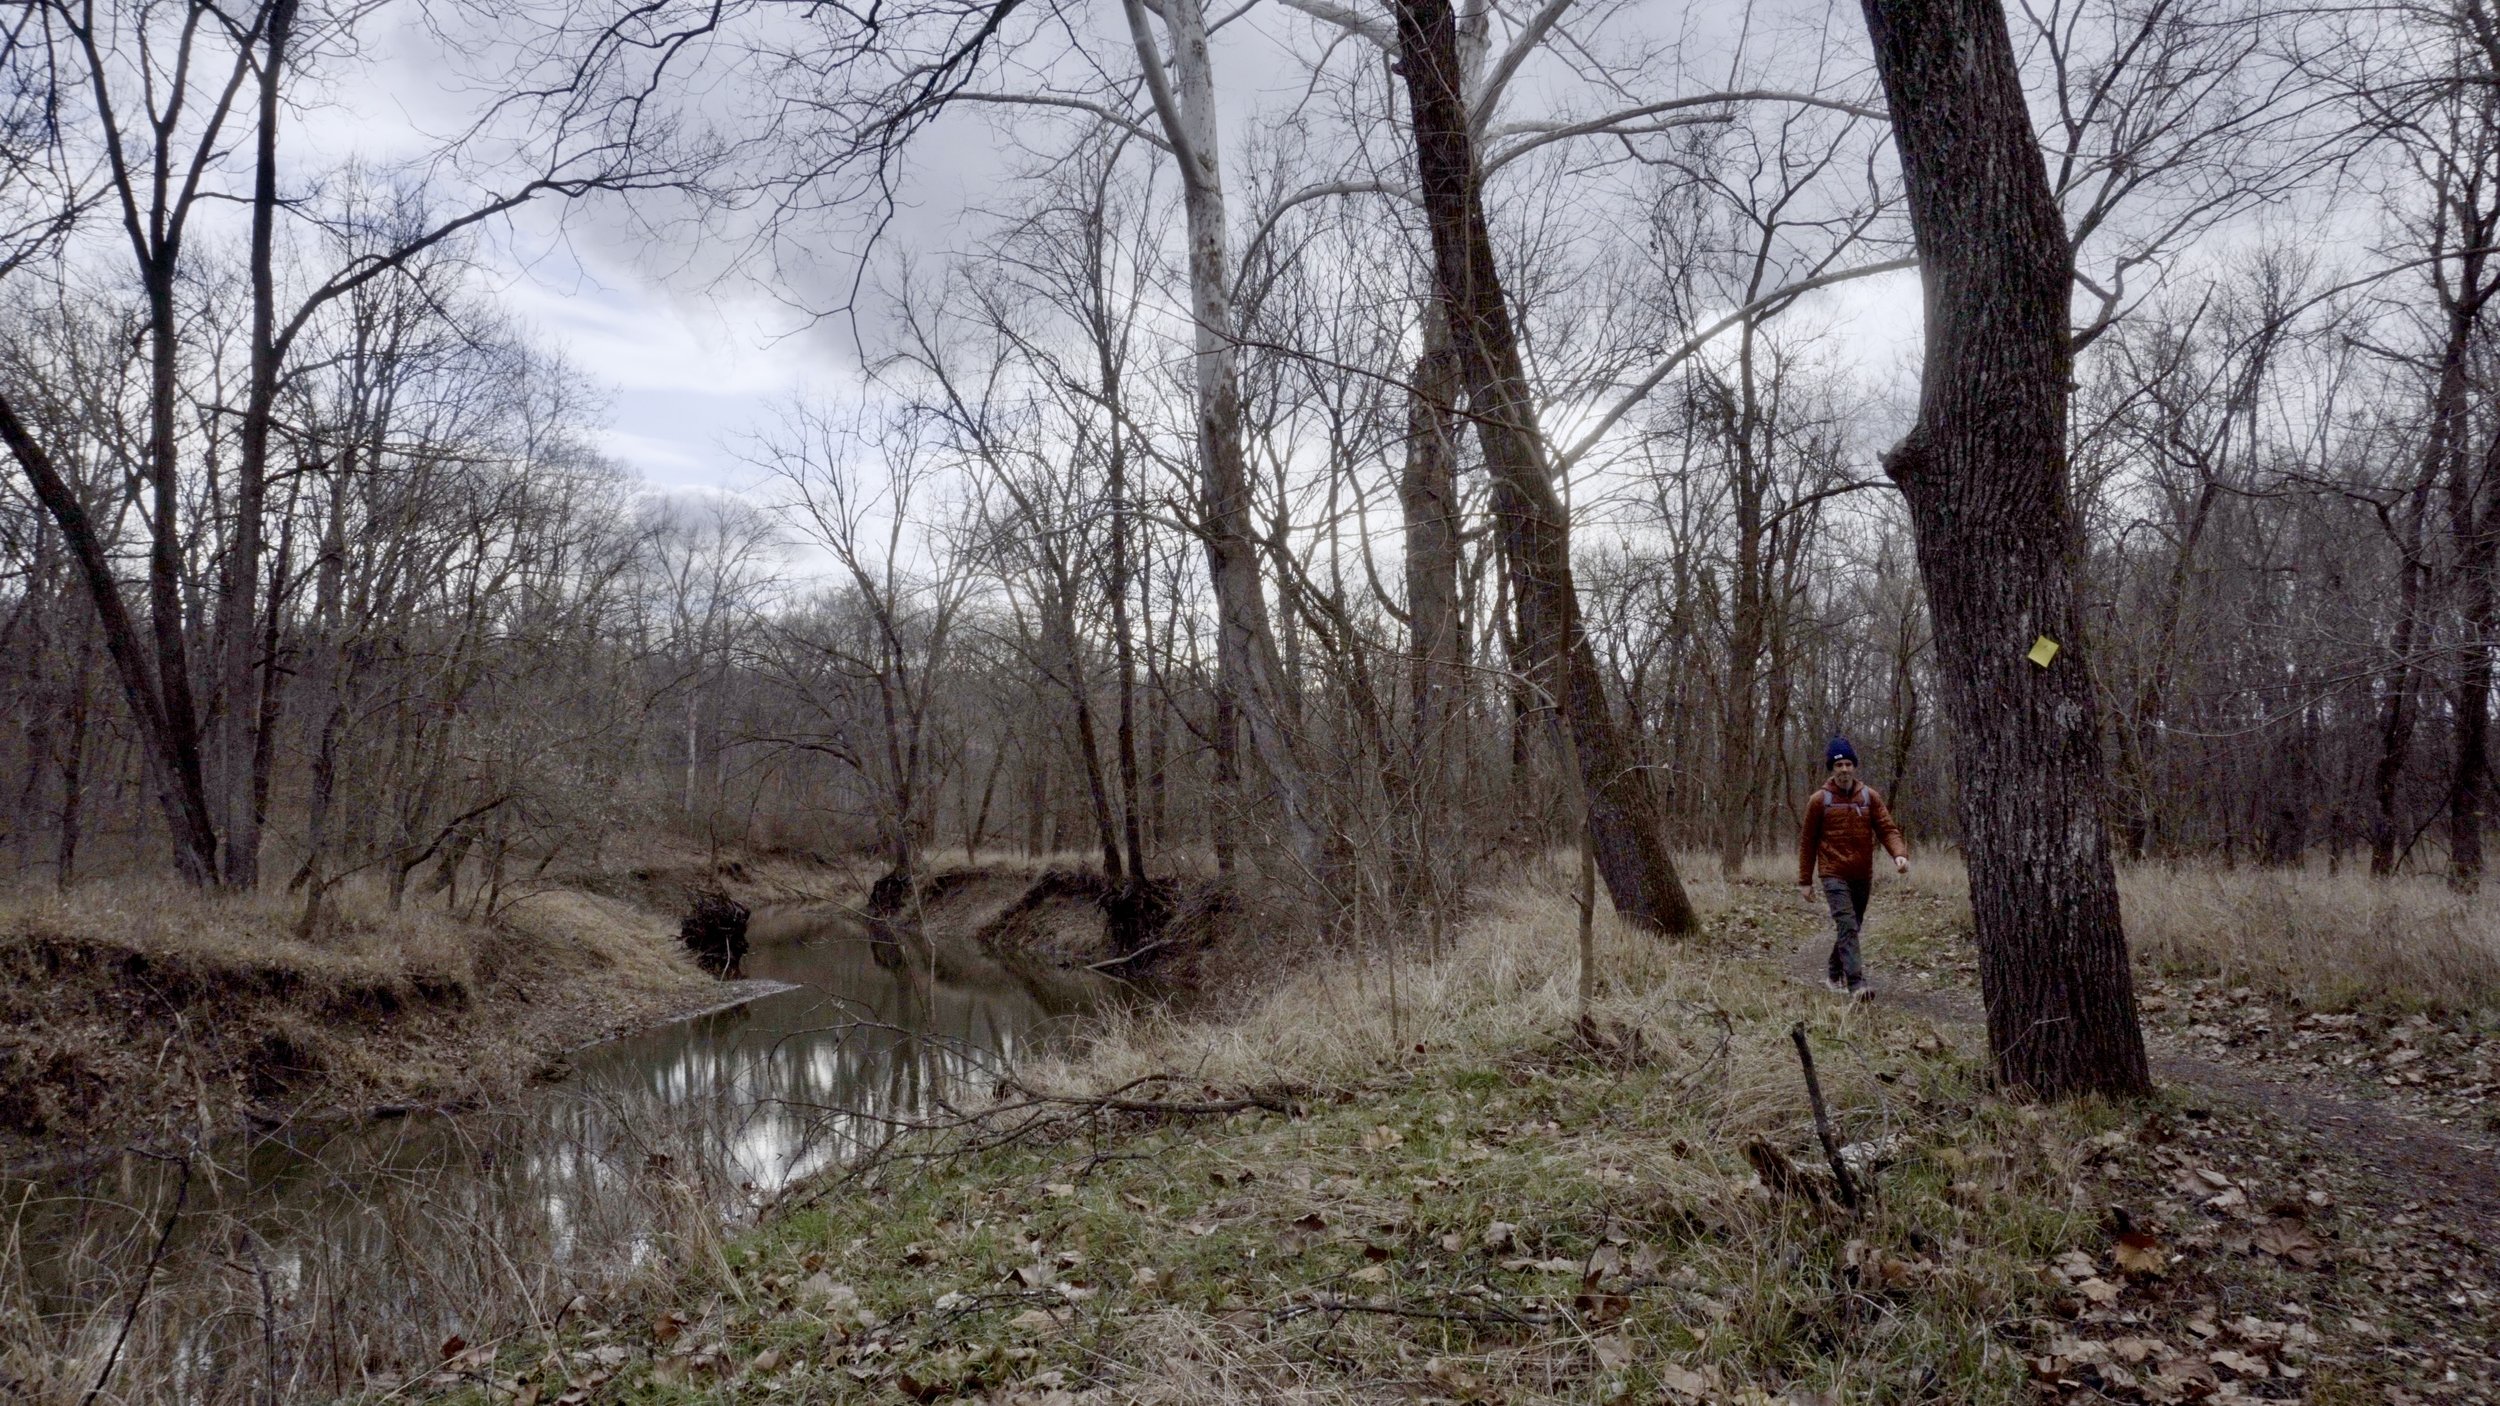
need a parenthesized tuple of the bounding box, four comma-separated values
(1857, 0, 2150, 1097)
(1402, 299, 1466, 752)
(214, 0, 298, 888)
(1122, 0, 1323, 877)
(2446, 419, 2500, 889)
(1392, 0, 1699, 935)
(2372, 479, 2433, 876)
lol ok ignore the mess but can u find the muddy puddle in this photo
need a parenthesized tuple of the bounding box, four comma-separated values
(0, 903, 1105, 1403)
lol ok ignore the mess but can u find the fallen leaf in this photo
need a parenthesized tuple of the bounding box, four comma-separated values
(2108, 1336, 2164, 1364)
(1574, 1290, 1631, 1324)
(1592, 1333, 1634, 1371)
(2113, 1231, 2168, 1277)
(2210, 1348, 2269, 1378)
(1658, 1363, 1717, 1400)
(2156, 1356, 2218, 1387)
(2250, 1219, 2324, 1267)
(798, 1274, 860, 1311)
(1481, 1221, 1518, 1251)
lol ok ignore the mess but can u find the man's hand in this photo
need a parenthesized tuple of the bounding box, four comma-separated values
(1894, 855, 1911, 876)
(1800, 882, 1817, 905)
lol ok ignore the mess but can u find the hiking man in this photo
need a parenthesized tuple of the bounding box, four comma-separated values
(1797, 737, 1909, 997)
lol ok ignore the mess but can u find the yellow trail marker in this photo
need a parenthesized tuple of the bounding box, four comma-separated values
(2028, 635, 2060, 668)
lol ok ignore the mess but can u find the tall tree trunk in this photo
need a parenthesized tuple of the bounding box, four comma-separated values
(1391, 0, 1699, 935)
(1402, 297, 1467, 919)
(2373, 481, 2434, 876)
(1122, 0, 1322, 877)
(1857, 0, 2150, 1098)
(1051, 575, 1127, 882)
(1720, 509, 1765, 878)
(214, 0, 297, 889)
(2448, 427, 2500, 889)
(0, 391, 218, 882)
(55, 639, 94, 890)
(1403, 301, 1466, 755)
(1102, 311, 1150, 888)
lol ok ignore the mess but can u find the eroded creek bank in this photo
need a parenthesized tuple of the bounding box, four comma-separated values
(2, 876, 1147, 1401)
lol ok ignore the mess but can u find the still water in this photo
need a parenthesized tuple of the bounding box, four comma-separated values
(3, 903, 1100, 1402)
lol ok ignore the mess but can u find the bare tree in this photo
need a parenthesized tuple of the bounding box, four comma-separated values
(1856, 0, 2150, 1097)
(754, 397, 978, 895)
(1390, 0, 1698, 934)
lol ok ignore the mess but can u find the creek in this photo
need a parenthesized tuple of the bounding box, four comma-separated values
(2, 901, 1103, 1402)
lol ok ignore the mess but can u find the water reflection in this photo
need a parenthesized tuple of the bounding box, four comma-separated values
(2, 906, 1090, 1404)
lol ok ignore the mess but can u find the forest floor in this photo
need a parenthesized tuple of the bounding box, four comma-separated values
(0, 842, 855, 1171)
(392, 867, 2500, 1406)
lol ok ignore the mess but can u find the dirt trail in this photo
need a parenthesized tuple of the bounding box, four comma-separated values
(1861, 964, 2500, 1243)
(1780, 891, 2500, 1238)
(1771, 882, 2500, 1398)
(1760, 875, 2500, 1390)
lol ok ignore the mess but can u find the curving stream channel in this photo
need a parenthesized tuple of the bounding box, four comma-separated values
(3, 902, 1106, 1403)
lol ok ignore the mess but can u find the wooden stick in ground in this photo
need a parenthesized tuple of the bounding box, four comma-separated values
(1788, 1022, 1861, 1210)
(83, 1151, 192, 1406)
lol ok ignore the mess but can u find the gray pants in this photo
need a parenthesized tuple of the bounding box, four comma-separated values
(1821, 875, 1871, 983)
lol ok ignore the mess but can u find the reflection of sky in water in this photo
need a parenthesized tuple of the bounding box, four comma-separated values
(8, 910, 1081, 1394)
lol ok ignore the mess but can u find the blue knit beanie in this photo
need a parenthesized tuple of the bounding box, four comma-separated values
(1826, 736, 1858, 766)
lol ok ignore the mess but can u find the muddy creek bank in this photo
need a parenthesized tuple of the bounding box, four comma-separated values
(1, 902, 1113, 1403)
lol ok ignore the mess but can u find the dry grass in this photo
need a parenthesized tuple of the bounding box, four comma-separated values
(1779, 847, 2500, 1017)
(0, 871, 769, 1406)
(2116, 865, 2500, 1015)
(0, 873, 710, 1164)
(0, 1061, 760, 1406)
(408, 870, 2171, 1405)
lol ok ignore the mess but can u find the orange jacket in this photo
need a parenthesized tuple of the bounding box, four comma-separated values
(1797, 779, 1907, 884)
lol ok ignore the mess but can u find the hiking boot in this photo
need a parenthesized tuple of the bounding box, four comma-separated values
(1845, 976, 1872, 1000)
(1825, 975, 1847, 994)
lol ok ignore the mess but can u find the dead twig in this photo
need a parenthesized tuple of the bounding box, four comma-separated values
(82, 1149, 191, 1406)
(1275, 1295, 1556, 1328)
(996, 1076, 1302, 1119)
(1789, 1022, 1862, 1211)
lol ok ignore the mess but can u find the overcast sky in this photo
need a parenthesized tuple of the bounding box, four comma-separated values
(323, 0, 1930, 505)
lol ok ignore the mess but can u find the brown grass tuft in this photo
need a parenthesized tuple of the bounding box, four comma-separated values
(2117, 865, 2500, 1015)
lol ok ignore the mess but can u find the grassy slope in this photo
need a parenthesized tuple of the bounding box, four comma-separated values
(0, 856, 750, 1166)
(404, 871, 2451, 1406)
